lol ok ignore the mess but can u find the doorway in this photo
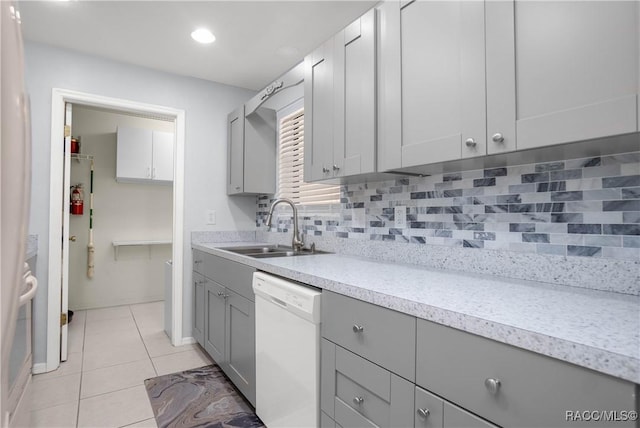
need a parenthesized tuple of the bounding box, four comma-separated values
(46, 89, 186, 372)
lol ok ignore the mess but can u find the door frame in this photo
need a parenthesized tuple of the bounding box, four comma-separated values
(46, 88, 186, 371)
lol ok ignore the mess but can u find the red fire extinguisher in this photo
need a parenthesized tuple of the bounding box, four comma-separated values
(70, 184, 84, 215)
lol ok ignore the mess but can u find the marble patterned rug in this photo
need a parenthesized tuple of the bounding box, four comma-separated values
(144, 364, 264, 428)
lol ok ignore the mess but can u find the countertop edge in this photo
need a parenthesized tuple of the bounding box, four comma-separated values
(191, 243, 640, 384)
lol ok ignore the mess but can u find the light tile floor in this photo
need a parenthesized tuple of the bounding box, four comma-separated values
(29, 301, 212, 428)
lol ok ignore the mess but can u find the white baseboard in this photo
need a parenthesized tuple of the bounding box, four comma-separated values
(181, 337, 196, 346)
(31, 363, 48, 375)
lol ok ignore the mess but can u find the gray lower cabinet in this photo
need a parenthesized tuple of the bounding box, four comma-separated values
(224, 289, 256, 405)
(192, 272, 205, 346)
(204, 279, 225, 364)
(321, 291, 639, 428)
(321, 339, 414, 428)
(416, 319, 638, 428)
(192, 250, 257, 406)
(415, 387, 497, 428)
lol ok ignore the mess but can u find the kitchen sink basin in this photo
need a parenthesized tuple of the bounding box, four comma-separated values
(222, 245, 329, 258)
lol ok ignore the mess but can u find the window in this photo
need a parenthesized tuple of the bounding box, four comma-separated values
(277, 106, 340, 207)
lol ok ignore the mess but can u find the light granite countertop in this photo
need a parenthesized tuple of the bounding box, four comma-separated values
(192, 241, 640, 384)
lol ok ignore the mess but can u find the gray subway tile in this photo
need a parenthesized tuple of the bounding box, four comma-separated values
(522, 173, 549, 183)
(623, 236, 640, 248)
(582, 189, 622, 200)
(497, 194, 522, 204)
(567, 245, 602, 257)
(510, 223, 535, 232)
(602, 224, 640, 235)
(473, 178, 496, 187)
(601, 247, 640, 260)
(622, 187, 640, 199)
(567, 224, 602, 234)
(583, 164, 621, 178)
(463, 240, 484, 248)
(603, 200, 640, 212)
(443, 173, 462, 182)
(537, 182, 566, 192)
(509, 204, 535, 213)
(550, 170, 582, 181)
(536, 244, 566, 256)
(623, 212, 640, 223)
(551, 213, 583, 223)
(474, 232, 496, 241)
(583, 235, 622, 247)
(565, 157, 601, 169)
(484, 167, 507, 177)
(535, 162, 565, 172)
(551, 191, 583, 201)
(509, 184, 535, 193)
(602, 175, 640, 188)
(522, 233, 550, 243)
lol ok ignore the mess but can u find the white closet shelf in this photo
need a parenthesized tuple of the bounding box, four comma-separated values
(112, 239, 172, 259)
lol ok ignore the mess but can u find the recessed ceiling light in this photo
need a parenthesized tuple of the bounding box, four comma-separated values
(191, 28, 215, 44)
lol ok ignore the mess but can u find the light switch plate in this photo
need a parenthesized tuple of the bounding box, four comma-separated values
(206, 210, 216, 225)
(395, 206, 407, 227)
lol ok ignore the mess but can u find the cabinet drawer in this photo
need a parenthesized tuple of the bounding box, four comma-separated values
(193, 250, 255, 301)
(322, 339, 414, 427)
(416, 319, 638, 428)
(322, 291, 416, 381)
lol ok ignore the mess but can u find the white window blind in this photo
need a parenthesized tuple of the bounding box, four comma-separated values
(277, 108, 340, 206)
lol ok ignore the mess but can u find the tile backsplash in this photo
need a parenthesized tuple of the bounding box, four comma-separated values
(257, 152, 640, 261)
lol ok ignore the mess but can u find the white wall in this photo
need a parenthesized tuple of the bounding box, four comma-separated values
(24, 42, 256, 365)
(69, 106, 173, 310)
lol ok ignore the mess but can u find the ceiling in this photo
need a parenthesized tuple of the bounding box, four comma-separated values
(17, 0, 376, 91)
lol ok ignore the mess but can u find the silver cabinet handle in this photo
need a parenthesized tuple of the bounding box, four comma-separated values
(465, 138, 476, 147)
(353, 396, 364, 406)
(333, 165, 340, 171)
(322, 166, 330, 173)
(194, 260, 202, 264)
(352, 324, 364, 333)
(417, 408, 430, 419)
(217, 291, 224, 296)
(235, 186, 241, 190)
(484, 378, 501, 394)
(492, 133, 504, 143)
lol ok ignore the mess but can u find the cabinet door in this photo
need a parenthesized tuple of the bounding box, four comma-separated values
(414, 387, 443, 428)
(227, 106, 245, 194)
(304, 38, 335, 182)
(152, 131, 174, 182)
(333, 8, 377, 178)
(224, 290, 256, 406)
(204, 280, 226, 364)
(116, 126, 153, 180)
(192, 273, 205, 346)
(443, 402, 497, 428)
(486, 1, 639, 152)
(385, 0, 487, 169)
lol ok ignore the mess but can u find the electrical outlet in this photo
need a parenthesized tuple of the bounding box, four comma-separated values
(206, 210, 216, 225)
(353, 209, 366, 227)
(395, 206, 407, 227)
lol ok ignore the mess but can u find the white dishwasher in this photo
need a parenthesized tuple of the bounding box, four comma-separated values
(253, 272, 322, 428)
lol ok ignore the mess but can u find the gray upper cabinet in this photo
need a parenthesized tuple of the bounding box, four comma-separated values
(486, 1, 639, 153)
(305, 9, 377, 182)
(226, 104, 276, 195)
(378, 0, 639, 171)
(379, 0, 487, 171)
(305, 38, 336, 182)
(227, 106, 245, 194)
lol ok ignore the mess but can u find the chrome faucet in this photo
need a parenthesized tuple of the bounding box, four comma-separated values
(265, 198, 304, 252)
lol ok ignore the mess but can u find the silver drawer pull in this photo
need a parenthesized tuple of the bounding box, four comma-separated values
(352, 324, 364, 333)
(194, 260, 202, 264)
(416, 408, 430, 419)
(484, 378, 501, 394)
(353, 396, 364, 406)
(492, 133, 505, 143)
(465, 138, 476, 147)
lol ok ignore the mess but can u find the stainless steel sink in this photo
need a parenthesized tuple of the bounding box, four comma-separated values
(222, 245, 328, 258)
